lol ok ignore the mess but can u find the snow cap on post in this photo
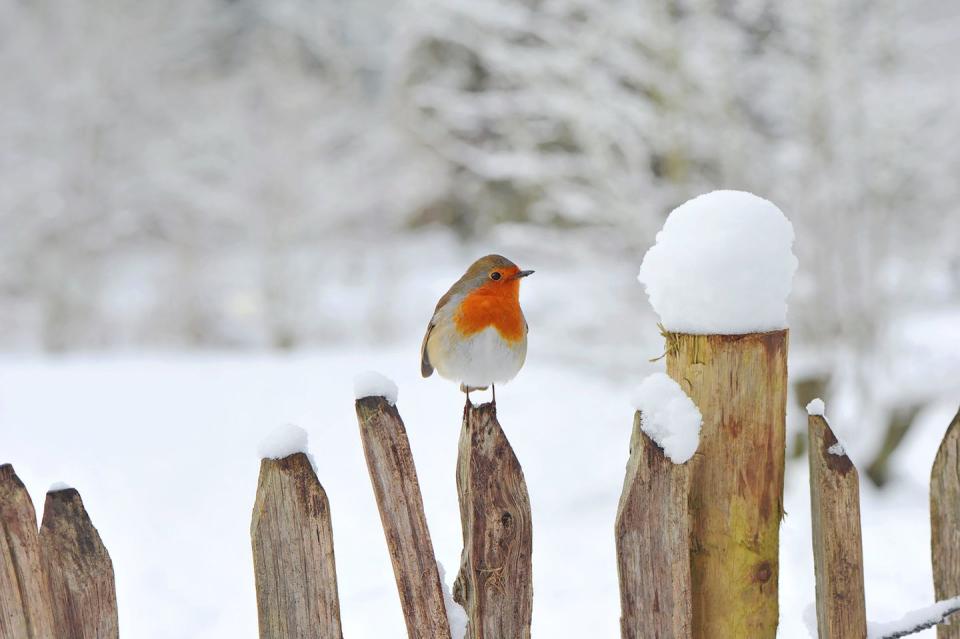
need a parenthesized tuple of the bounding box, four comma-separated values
(353, 371, 399, 406)
(257, 423, 317, 471)
(806, 398, 826, 416)
(631, 372, 703, 463)
(638, 190, 798, 335)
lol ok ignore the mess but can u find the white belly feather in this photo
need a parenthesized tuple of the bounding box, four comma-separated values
(428, 324, 527, 388)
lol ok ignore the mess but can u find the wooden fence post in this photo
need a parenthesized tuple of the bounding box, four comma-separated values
(251, 452, 343, 639)
(615, 412, 692, 639)
(931, 406, 960, 639)
(454, 402, 533, 639)
(355, 396, 452, 639)
(39, 487, 118, 639)
(0, 464, 55, 639)
(665, 331, 787, 638)
(808, 413, 867, 638)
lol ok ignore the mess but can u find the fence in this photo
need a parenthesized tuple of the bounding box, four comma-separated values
(2, 364, 960, 638)
(0, 466, 118, 639)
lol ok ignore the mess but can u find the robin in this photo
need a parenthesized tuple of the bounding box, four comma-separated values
(420, 254, 534, 404)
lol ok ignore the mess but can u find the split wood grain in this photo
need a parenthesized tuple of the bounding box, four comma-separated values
(39, 487, 118, 639)
(808, 414, 867, 639)
(454, 402, 532, 639)
(251, 452, 343, 639)
(665, 330, 787, 639)
(0, 464, 55, 639)
(932, 406, 960, 639)
(355, 396, 451, 639)
(615, 412, 692, 639)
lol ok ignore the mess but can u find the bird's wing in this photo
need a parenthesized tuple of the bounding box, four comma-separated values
(420, 321, 435, 377)
(420, 276, 469, 378)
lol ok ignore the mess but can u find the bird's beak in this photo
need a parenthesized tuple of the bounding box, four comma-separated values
(512, 270, 534, 280)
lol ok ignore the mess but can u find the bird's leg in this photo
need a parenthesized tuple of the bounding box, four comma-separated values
(492, 383, 496, 405)
(465, 387, 471, 407)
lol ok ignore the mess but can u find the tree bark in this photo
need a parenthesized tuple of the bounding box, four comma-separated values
(0, 464, 55, 639)
(355, 396, 451, 639)
(665, 330, 787, 639)
(615, 412, 692, 639)
(39, 487, 118, 639)
(808, 414, 867, 639)
(932, 406, 960, 639)
(251, 452, 343, 639)
(454, 402, 533, 639)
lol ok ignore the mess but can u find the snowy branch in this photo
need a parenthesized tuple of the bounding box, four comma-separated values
(868, 596, 960, 639)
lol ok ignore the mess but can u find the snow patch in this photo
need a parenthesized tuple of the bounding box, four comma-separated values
(827, 442, 846, 456)
(353, 371, 399, 405)
(631, 373, 703, 464)
(806, 398, 826, 416)
(437, 561, 467, 639)
(637, 190, 798, 334)
(48, 481, 73, 492)
(867, 595, 960, 639)
(257, 424, 317, 471)
(803, 602, 818, 638)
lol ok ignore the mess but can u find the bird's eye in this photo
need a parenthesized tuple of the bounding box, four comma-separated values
(490, 271, 502, 281)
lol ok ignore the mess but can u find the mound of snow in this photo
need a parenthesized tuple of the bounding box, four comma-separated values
(437, 561, 467, 639)
(48, 481, 73, 492)
(806, 398, 826, 416)
(353, 371, 399, 405)
(631, 373, 703, 463)
(638, 190, 798, 335)
(257, 424, 316, 470)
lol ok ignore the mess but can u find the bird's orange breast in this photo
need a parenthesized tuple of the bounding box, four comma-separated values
(453, 282, 525, 342)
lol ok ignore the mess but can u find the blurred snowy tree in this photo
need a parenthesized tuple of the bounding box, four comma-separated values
(392, 0, 713, 237)
(0, 0, 443, 349)
(0, 0, 957, 392)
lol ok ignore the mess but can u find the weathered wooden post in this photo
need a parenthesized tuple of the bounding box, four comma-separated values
(39, 486, 119, 639)
(454, 402, 533, 639)
(355, 391, 452, 639)
(931, 406, 960, 639)
(615, 406, 694, 639)
(807, 406, 867, 638)
(665, 331, 787, 636)
(638, 191, 797, 638)
(0, 464, 55, 639)
(251, 450, 343, 639)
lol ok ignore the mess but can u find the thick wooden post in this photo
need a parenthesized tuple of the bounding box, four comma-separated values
(39, 487, 118, 639)
(615, 412, 692, 639)
(355, 396, 452, 639)
(932, 407, 960, 639)
(454, 402, 533, 639)
(251, 452, 343, 639)
(808, 414, 867, 638)
(665, 331, 787, 638)
(0, 464, 55, 639)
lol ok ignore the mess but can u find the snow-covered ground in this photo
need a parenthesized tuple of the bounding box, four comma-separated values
(1, 343, 957, 638)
